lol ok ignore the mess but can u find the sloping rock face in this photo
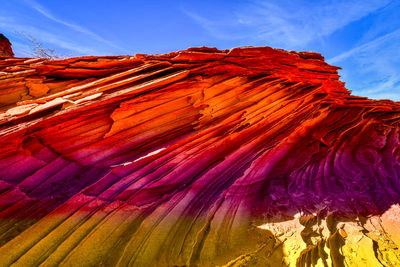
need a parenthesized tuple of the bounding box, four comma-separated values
(0, 46, 400, 266)
(0, 34, 14, 57)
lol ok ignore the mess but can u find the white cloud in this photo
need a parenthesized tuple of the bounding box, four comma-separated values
(328, 29, 400, 64)
(182, 0, 390, 49)
(0, 16, 98, 55)
(24, 0, 127, 52)
(328, 29, 400, 100)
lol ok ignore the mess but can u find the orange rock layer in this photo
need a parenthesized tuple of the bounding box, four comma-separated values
(0, 46, 400, 266)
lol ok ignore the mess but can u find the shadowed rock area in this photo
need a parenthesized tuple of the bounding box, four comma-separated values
(0, 46, 400, 266)
(0, 34, 14, 57)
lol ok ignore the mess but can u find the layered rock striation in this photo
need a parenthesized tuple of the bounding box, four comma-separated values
(0, 46, 400, 266)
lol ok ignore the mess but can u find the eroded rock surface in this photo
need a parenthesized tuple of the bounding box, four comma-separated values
(0, 46, 400, 266)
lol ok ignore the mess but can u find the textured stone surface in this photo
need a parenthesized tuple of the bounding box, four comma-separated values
(0, 46, 400, 266)
(0, 34, 13, 57)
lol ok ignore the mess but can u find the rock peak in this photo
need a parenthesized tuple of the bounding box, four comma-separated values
(0, 33, 14, 57)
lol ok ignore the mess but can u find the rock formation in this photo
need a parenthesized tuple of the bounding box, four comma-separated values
(0, 34, 14, 57)
(0, 46, 400, 266)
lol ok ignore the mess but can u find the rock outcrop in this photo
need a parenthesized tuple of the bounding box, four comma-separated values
(0, 34, 14, 57)
(0, 46, 400, 266)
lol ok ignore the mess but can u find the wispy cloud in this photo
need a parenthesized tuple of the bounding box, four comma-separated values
(328, 29, 400, 64)
(182, 0, 390, 49)
(0, 15, 99, 55)
(328, 28, 400, 100)
(24, 0, 127, 52)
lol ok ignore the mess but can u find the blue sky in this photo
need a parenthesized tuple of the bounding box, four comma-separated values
(0, 0, 399, 100)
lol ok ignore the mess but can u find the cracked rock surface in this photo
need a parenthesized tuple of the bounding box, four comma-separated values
(0, 46, 400, 266)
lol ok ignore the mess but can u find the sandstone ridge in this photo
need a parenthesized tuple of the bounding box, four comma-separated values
(0, 46, 400, 266)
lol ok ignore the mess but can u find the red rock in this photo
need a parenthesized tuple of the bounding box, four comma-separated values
(0, 34, 14, 57)
(0, 46, 399, 266)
